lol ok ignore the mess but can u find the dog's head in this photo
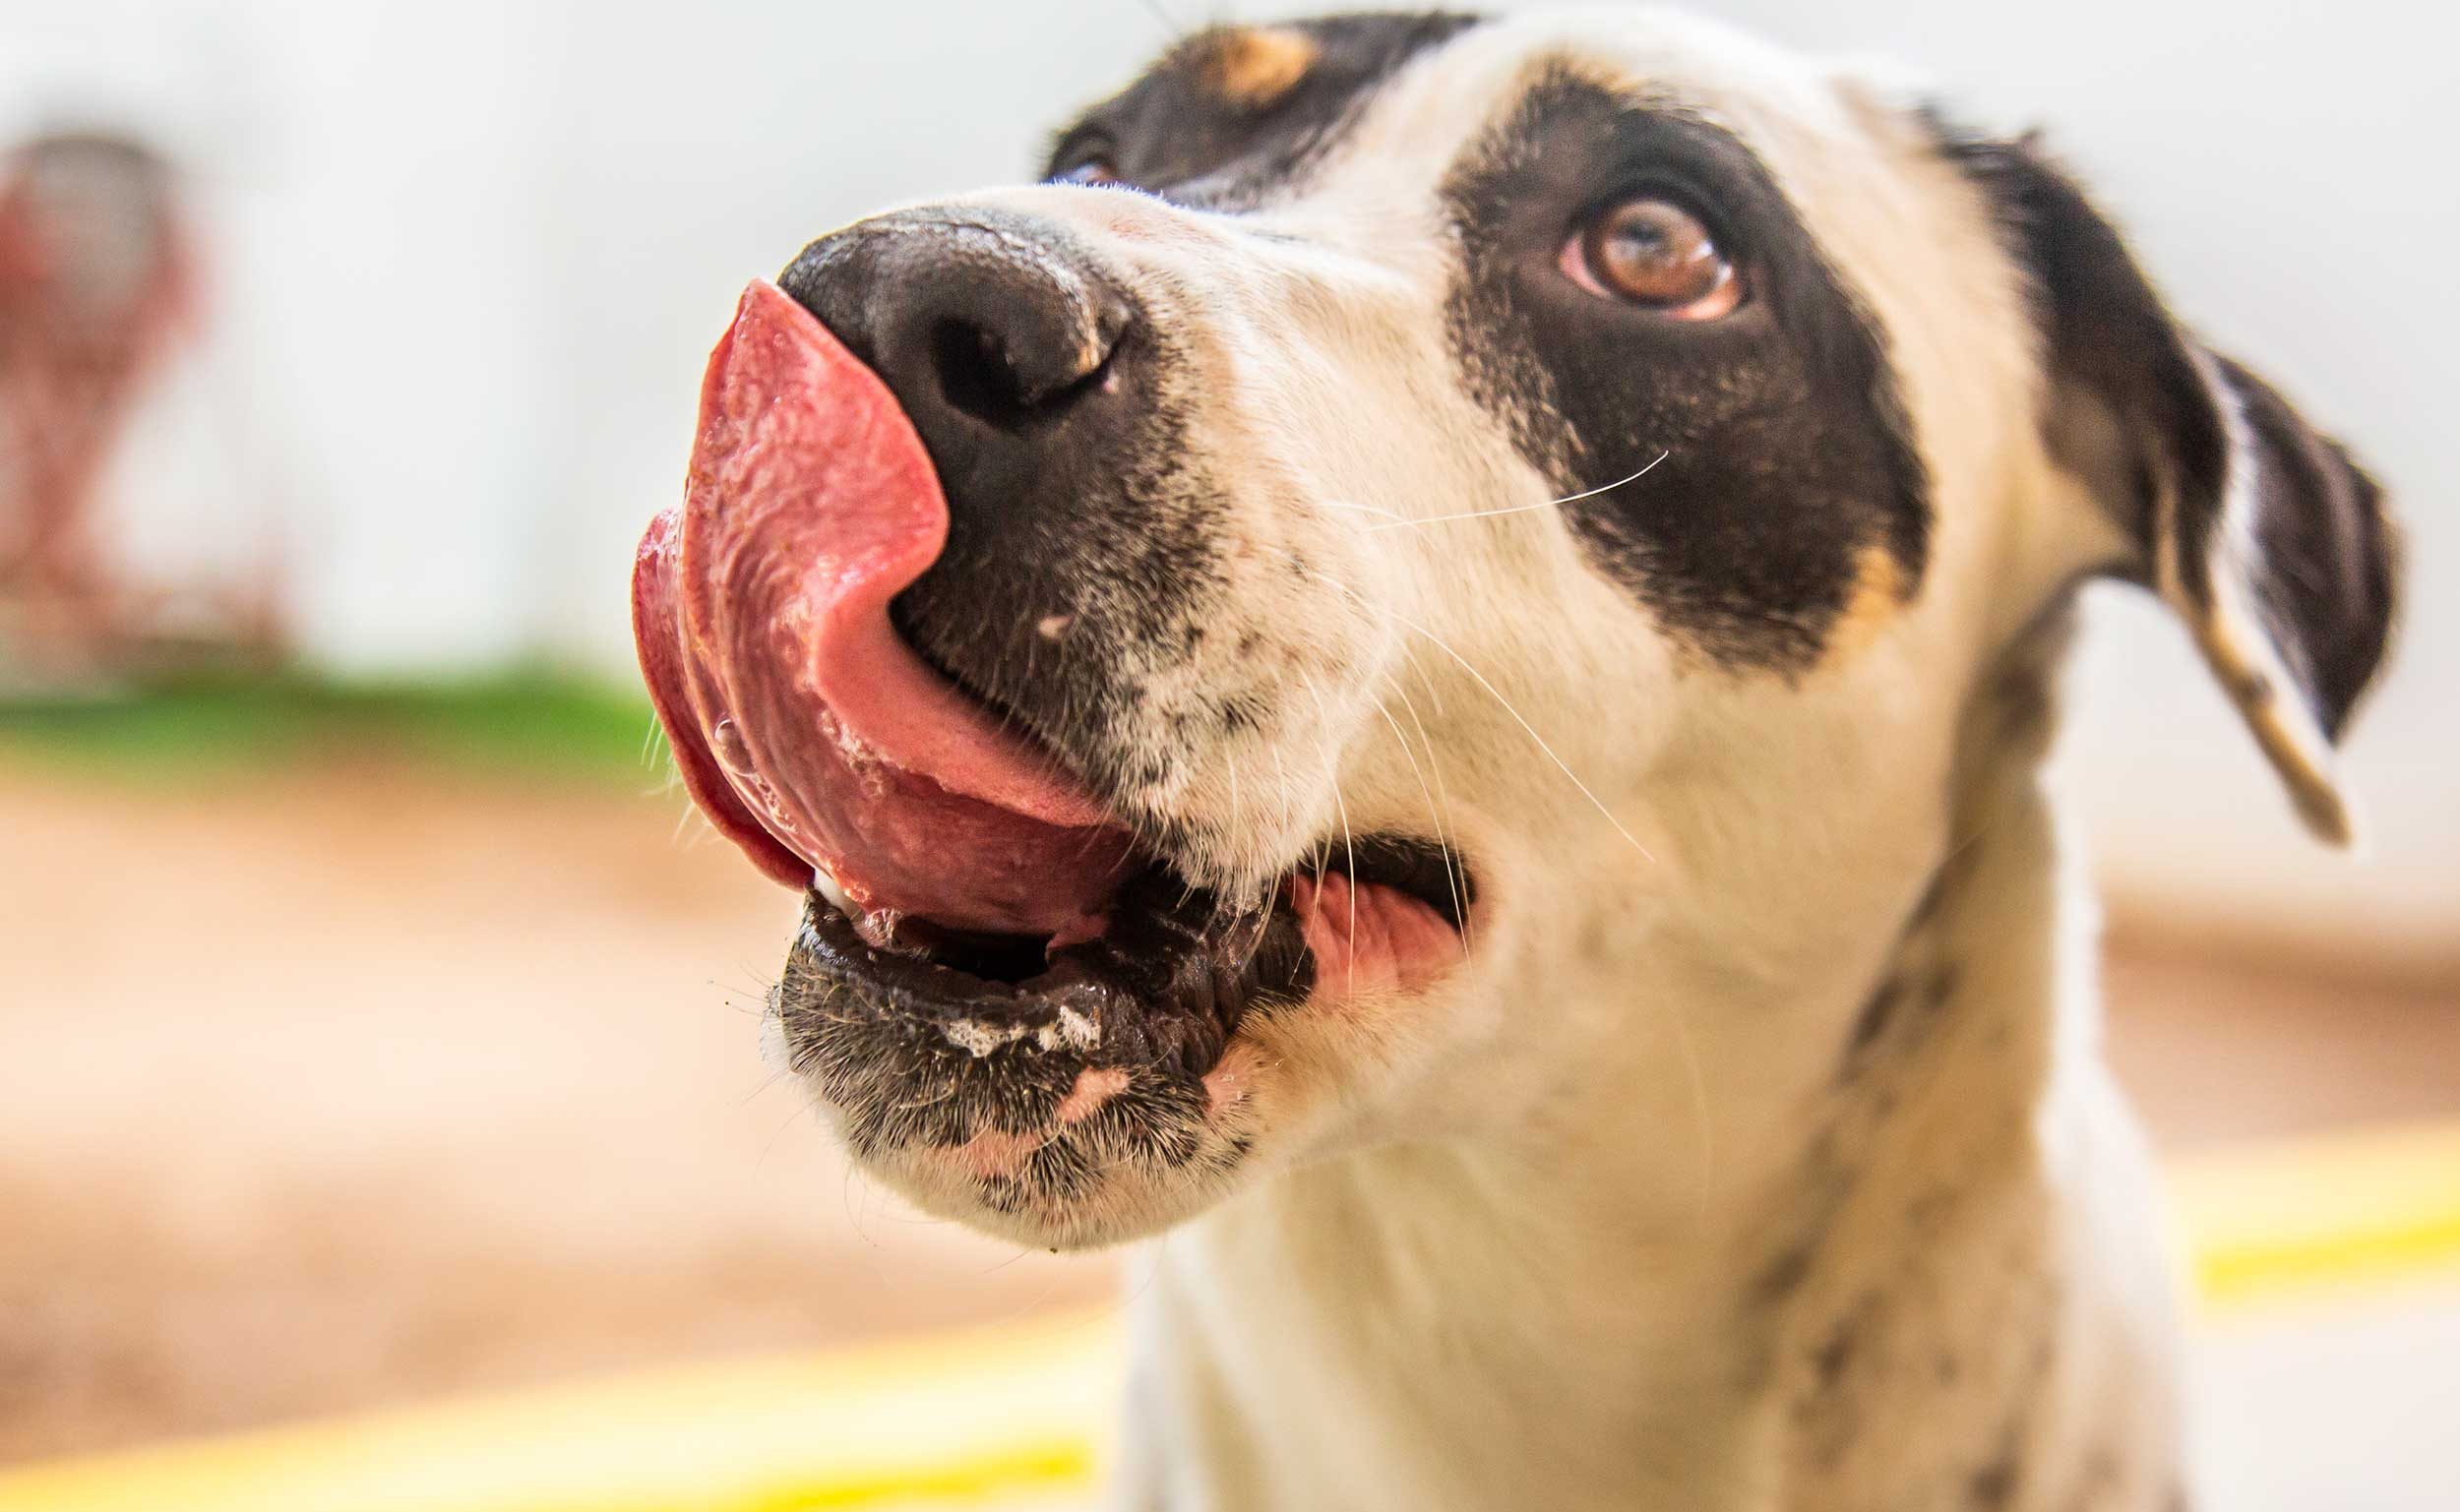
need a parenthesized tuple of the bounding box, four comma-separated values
(633, 11, 2397, 1248)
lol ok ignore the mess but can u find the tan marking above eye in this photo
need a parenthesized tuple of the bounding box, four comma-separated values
(1196, 26, 1320, 108)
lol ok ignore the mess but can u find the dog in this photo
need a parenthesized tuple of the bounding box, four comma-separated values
(630, 11, 2400, 1509)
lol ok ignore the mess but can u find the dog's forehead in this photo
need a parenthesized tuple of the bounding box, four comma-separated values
(1070, 12, 1890, 203)
(1062, 12, 2041, 672)
(1047, 15, 1479, 206)
(1076, 12, 2011, 403)
(1360, 10, 1872, 163)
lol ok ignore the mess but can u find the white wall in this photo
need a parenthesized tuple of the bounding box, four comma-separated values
(14, 0, 2452, 950)
(522, 0, 1167, 682)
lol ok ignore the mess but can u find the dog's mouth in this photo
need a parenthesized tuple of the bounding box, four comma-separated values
(634, 281, 1469, 1094)
(790, 832, 1464, 1085)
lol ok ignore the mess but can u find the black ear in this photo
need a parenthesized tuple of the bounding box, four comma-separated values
(1945, 129, 2401, 844)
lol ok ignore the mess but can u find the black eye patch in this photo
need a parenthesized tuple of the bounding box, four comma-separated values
(1044, 14, 1481, 210)
(1443, 66, 1932, 674)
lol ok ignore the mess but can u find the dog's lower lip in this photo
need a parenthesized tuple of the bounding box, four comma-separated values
(784, 836, 1471, 1081)
(790, 863, 1317, 1080)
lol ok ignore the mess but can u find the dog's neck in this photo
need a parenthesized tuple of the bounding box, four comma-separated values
(1118, 611, 2183, 1512)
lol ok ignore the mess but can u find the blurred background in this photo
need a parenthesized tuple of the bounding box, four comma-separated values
(1, 1, 2452, 1508)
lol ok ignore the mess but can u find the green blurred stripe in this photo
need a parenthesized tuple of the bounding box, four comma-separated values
(0, 669, 660, 783)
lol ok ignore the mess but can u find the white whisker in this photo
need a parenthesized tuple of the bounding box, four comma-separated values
(1364, 450, 1669, 532)
(1224, 748, 1246, 846)
(1266, 735, 1299, 868)
(671, 796, 709, 848)
(1301, 674, 1361, 998)
(1304, 562, 1654, 866)
(1393, 635, 1447, 719)
(1374, 691, 1471, 963)
(1400, 615, 1652, 862)
(1300, 563, 1702, 1198)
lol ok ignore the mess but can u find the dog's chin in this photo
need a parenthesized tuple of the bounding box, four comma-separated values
(808, 1035, 1269, 1250)
(768, 836, 1470, 1249)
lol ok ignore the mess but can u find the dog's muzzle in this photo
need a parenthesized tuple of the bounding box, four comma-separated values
(630, 203, 1468, 1233)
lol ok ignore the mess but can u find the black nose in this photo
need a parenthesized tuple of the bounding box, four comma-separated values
(777, 210, 1138, 513)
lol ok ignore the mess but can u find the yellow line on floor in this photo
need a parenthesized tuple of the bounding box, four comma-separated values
(2168, 1119, 2460, 1309)
(3, 1119, 2456, 1511)
(0, 1308, 1122, 1512)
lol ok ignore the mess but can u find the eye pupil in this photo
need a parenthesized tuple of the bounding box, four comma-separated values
(1570, 198, 1739, 316)
(1607, 218, 1669, 258)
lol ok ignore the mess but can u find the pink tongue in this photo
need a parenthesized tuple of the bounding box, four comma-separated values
(631, 280, 1135, 937)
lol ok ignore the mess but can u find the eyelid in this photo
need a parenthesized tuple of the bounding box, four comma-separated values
(1048, 131, 1121, 180)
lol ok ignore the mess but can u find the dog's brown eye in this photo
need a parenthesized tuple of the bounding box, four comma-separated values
(1057, 158, 1122, 188)
(1562, 198, 1741, 319)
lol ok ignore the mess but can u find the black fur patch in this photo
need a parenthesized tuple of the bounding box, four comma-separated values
(1043, 13, 1483, 209)
(1967, 1433, 2024, 1509)
(2222, 356, 2398, 740)
(1442, 67, 1932, 672)
(1933, 123, 2219, 566)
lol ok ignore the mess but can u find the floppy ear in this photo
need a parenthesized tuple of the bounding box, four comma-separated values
(1947, 131, 2401, 844)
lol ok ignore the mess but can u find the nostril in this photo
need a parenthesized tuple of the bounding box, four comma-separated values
(925, 307, 1127, 432)
(928, 318, 1034, 429)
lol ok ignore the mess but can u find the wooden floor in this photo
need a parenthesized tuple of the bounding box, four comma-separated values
(1, 756, 2453, 1464)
